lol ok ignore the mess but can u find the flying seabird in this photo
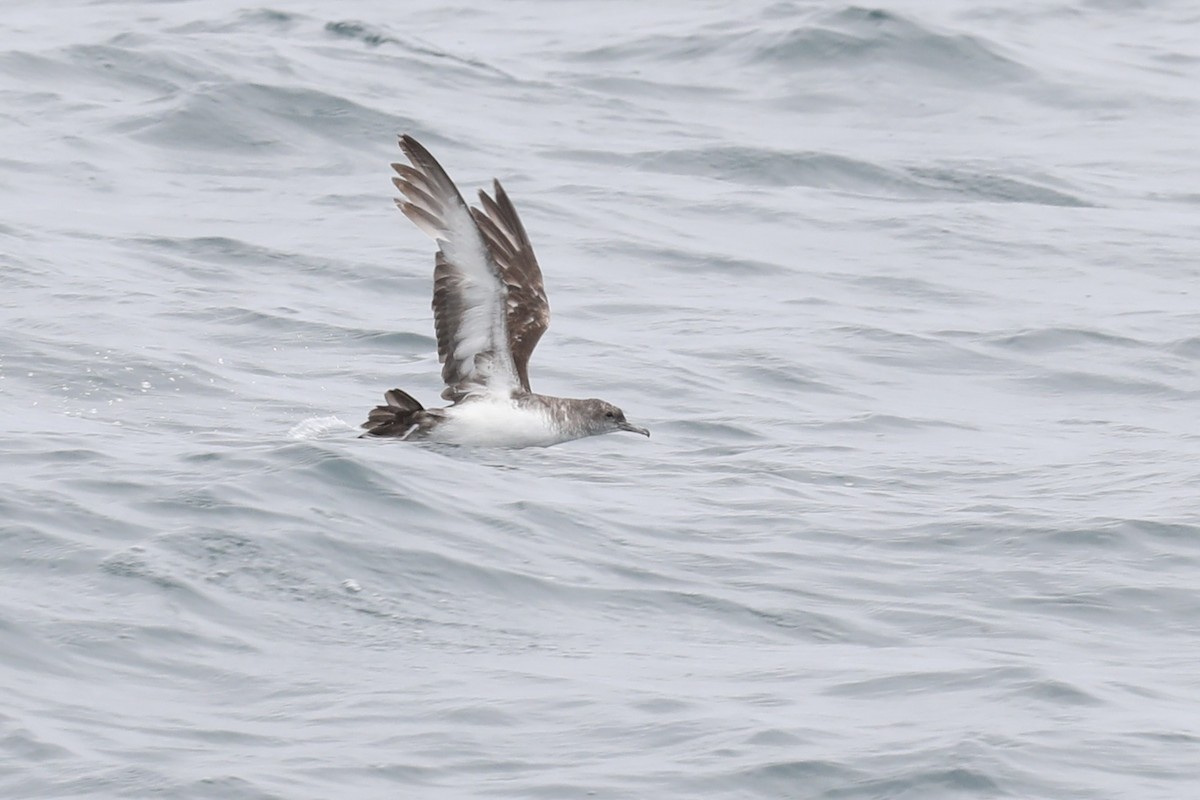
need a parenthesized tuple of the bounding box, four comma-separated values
(360, 134, 650, 447)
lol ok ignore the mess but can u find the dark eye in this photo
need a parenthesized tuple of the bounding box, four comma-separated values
(604, 411, 614, 419)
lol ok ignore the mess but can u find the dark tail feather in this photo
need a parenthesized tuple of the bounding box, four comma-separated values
(383, 388, 423, 412)
(360, 388, 425, 438)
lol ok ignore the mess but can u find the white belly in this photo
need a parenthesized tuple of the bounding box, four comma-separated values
(427, 398, 567, 448)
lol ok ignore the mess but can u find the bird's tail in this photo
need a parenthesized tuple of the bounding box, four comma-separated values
(360, 388, 425, 438)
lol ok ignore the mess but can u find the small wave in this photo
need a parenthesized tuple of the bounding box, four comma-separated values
(989, 327, 1147, 353)
(608, 146, 1091, 205)
(907, 165, 1092, 207)
(114, 82, 401, 153)
(168, 9, 302, 35)
(324, 20, 401, 48)
(324, 19, 514, 79)
(570, 5, 1032, 87)
(758, 7, 1031, 83)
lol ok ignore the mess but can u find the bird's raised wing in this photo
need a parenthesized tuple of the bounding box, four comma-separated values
(391, 135, 523, 401)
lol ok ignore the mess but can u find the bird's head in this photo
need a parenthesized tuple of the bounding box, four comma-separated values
(581, 399, 650, 438)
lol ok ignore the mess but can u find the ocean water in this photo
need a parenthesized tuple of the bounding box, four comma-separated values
(3, 0, 1199, 797)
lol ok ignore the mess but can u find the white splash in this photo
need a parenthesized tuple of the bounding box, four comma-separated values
(287, 416, 356, 440)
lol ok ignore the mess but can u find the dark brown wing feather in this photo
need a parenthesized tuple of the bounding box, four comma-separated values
(470, 180, 549, 392)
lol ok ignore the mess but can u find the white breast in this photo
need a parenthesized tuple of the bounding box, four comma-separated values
(427, 397, 567, 448)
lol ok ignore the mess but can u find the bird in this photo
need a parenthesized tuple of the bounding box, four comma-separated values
(360, 134, 650, 447)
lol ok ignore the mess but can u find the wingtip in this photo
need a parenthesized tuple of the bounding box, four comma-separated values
(397, 133, 419, 161)
(398, 133, 431, 160)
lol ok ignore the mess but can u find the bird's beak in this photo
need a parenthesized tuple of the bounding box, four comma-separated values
(619, 421, 650, 437)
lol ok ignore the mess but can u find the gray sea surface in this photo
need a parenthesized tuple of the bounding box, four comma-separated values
(3, 1, 1199, 798)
